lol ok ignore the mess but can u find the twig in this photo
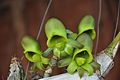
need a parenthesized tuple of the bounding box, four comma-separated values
(94, 0, 102, 54)
(113, 0, 120, 39)
(24, 62, 30, 80)
(36, 0, 53, 40)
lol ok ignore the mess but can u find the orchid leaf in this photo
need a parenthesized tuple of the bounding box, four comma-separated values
(105, 32, 120, 56)
(81, 63, 94, 75)
(78, 15, 96, 40)
(67, 61, 78, 74)
(58, 57, 72, 67)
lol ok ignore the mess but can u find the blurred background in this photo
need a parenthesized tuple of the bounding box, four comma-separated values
(0, 0, 120, 80)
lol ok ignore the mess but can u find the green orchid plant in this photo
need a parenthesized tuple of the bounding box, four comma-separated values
(21, 15, 100, 78)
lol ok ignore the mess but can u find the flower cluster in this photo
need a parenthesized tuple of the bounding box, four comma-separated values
(21, 15, 100, 77)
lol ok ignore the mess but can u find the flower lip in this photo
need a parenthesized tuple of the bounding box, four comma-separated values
(73, 48, 93, 64)
(24, 51, 41, 62)
(27, 51, 35, 57)
(48, 35, 66, 49)
(74, 51, 89, 66)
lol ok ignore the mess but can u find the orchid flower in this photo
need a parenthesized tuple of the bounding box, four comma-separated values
(78, 15, 96, 40)
(21, 36, 49, 70)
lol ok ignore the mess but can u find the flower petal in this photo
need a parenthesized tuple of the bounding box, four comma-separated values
(53, 48, 61, 58)
(67, 61, 78, 74)
(77, 67, 85, 77)
(58, 57, 72, 67)
(81, 63, 94, 75)
(78, 15, 96, 40)
(21, 36, 41, 54)
(36, 62, 45, 71)
(41, 56, 49, 64)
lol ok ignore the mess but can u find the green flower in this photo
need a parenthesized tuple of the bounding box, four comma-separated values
(78, 15, 96, 40)
(66, 33, 94, 75)
(21, 36, 49, 70)
(45, 18, 67, 48)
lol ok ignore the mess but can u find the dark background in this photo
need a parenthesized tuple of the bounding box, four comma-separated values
(0, 0, 120, 80)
